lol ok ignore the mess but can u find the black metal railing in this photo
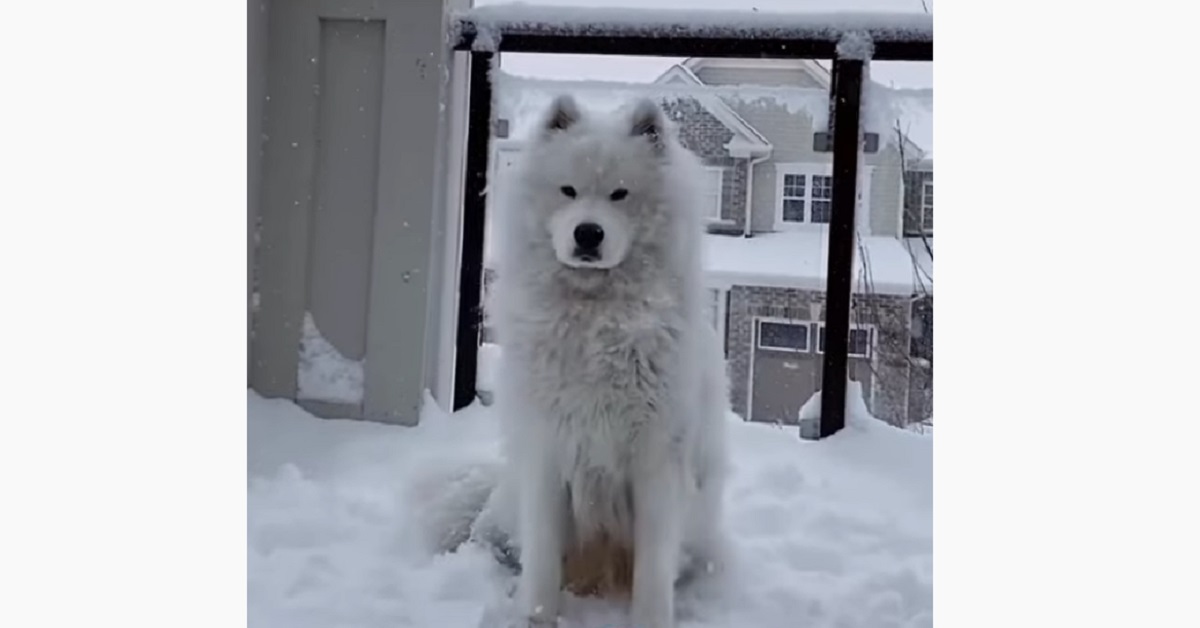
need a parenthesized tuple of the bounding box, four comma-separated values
(449, 6, 932, 438)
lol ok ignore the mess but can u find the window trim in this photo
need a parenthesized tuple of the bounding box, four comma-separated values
(705, 287, 727, 340)
(701, 165, 725, 220)
(814, 321, 876, 359)
(920, 177, 933, 235)
(755, 317, 812, 353)
(774, 162, 874, 231)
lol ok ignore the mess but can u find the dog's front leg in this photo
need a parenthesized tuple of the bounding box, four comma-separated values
(515, 450, 567, 625)
(630, 453, 683, 628)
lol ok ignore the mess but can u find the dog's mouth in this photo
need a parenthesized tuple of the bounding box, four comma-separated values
(563, 247, 615, 270)
(572, 248, 601, 263)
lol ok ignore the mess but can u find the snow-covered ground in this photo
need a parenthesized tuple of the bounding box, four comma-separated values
(248, 390, 931, 628)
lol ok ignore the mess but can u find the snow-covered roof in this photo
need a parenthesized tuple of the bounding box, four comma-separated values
(683, 57, 832, 90)
(654, 64, 771, 151)
(498, 73, 834, 145)
(497, 73, 791, 144)
(456, 4, 933, 47)
(497, 70, 931, 160)
(869, 85, 932, 159)
(704, 231, 933, 296)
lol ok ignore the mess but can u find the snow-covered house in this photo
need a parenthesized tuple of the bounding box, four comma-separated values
(480, 58, 932, 426)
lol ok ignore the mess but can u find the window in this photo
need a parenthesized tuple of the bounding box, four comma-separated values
(921, 178, 933, 233)
(776, 164, 872, 229)
(757, 320, 810, 352)
(816, 323, 873, 358)
(781, 173, 806, 222)
(701, 166, 724, 219)
(781, 173, 832, 224)
(810, 175, 834, 223)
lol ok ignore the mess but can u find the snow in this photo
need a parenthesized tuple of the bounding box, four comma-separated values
(497, 70, 930, 158)
(455, 5, 933, 51)
(704, 230, 933, 295)
(836, 30, 875, 61)
(248, 387, 931, 628)
(867, 85, 932, 158)
(476, 342, 502, 393)
(296, 312, 364, 404)
(496, 73, 825, 142)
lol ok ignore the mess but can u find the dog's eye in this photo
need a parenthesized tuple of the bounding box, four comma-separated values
(560, 186, 577, 198)
(609, 188, 629, 201)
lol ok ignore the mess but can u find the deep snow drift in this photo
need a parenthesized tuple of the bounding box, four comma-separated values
(248, 390, 931, 627)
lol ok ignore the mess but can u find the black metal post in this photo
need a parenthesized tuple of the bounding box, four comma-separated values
(453, 51, 493, 411)
(817, 58, 864, 438)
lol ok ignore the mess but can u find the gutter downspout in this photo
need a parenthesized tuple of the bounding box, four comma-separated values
(743, 149, 772, 238)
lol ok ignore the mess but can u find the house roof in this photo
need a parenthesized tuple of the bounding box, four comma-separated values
(703, 231, 933, 296)
(495, 70, 772, 155)
(676, 56, 932, 160)
(653, 64, 772, 150)
(681, 57, 832, 90)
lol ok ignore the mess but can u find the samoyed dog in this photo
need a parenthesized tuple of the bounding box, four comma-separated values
(429, 94, 731, 628)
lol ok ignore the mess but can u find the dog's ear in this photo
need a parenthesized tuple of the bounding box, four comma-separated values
(628, 97, 667, 153)
(541, 94, 582, 135)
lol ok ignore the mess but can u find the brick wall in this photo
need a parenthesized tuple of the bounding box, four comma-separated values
(908, 362, 932, 423)
(726, 285, 915, 425)
(661, 98, 748, 231)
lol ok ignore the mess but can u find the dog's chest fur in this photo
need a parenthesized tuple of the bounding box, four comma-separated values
(508, 291, 685, 541)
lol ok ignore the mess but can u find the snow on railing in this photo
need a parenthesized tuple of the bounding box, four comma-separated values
(451, 5, 932, 59)
(454, 5, 932, 44)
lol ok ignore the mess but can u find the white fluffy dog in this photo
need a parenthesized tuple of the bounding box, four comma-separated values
(445, 94, 731, 628)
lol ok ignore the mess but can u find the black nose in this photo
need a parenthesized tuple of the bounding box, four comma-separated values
(573, 222, 605, 250)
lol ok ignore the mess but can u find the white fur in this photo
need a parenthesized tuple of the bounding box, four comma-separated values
(485, 95, 732, 628)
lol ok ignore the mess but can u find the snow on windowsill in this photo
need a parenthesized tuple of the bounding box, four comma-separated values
(454, 5, 933, 50)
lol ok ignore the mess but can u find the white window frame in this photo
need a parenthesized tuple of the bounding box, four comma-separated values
(920, 178, 933, 234)
(755, 317, 812, 353)
(701, 166, 725, 221)
(705, 288, 721, 331)
(814, 322, 876, 359)
(774, 163, 874, 231)
(486, 141, 527, 267)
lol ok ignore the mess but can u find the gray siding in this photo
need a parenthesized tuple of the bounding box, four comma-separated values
(867, 144, 905, 237)
(726, 101, 905, 237)
(731, 99, 827, 233)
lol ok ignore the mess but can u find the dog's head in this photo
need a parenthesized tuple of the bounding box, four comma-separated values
(516, 94, 677, 272)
